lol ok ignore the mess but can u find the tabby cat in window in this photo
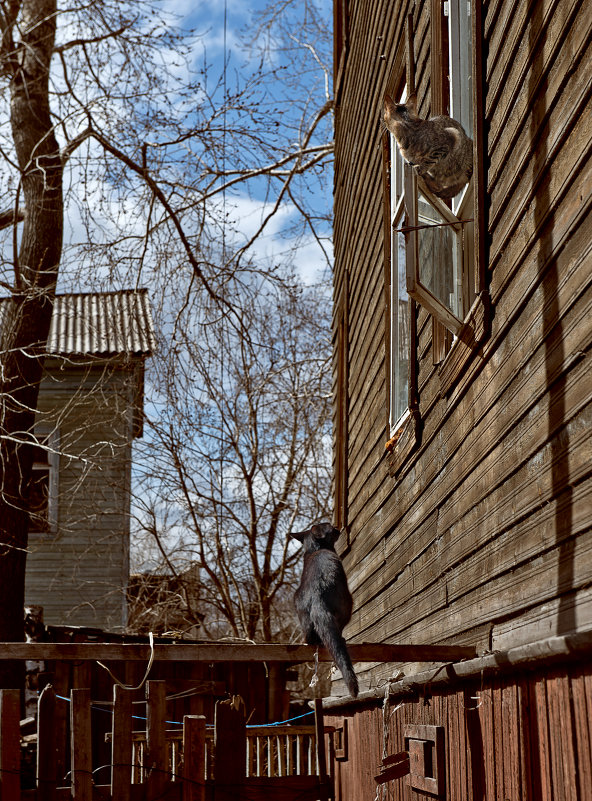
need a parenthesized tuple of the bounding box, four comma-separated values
(384, 94, 473, 199)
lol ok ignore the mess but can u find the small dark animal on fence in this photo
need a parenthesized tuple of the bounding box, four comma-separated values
(383, 93, 473, 199)
(292, 523, 359, 698)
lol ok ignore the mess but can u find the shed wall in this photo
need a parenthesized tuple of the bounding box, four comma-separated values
(25, 361, 140, 629)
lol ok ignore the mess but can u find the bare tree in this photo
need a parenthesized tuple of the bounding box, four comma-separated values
(133, 279, 332, 642)
(0, 0, 333, 684)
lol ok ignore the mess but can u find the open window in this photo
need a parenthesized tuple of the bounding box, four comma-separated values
(383, 68, 421, 472)
(404, 0, 479, 345)
(383, 3, 488, 470)
(29, 427, 59, 533)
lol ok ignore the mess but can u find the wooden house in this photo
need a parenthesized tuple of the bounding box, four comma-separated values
(328, 0, 591, 797)
(22, 290, 155, 631)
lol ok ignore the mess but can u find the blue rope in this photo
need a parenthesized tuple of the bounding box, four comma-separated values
(55, 694, 314, 728)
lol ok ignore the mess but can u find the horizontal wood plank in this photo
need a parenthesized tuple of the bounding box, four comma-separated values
(0, 641, 476, 663)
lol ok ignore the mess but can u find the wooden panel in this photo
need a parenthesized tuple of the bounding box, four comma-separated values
(146, 681, 168, 800)
(0, 689, 21, 801)
(333, 0, 592, 713)
(70, 688, 92, 801)
(326, 663, 592, 801)
(571, 669, 592, 800)
(182, 716, 206, 801)
(37, 684, 57, 801)
(111, 685, 132, 801)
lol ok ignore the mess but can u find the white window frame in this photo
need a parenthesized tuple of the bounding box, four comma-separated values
(446, 0, 473, 216)
(388, 87, 411, 435)
(405, 0, 476, 336)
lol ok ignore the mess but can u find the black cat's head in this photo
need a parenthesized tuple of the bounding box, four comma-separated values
(291, 522, 341, 551)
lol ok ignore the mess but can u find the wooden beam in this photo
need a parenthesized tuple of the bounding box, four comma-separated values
(0, 642, 477, 663)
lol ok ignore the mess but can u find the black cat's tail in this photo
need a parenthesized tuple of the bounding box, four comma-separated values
(311, 610, 359, 698)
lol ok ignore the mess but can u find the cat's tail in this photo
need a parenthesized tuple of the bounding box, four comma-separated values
(312, 611, 359, 698)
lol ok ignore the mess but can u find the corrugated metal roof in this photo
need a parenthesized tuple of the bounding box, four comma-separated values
(0, 289, 156, 356)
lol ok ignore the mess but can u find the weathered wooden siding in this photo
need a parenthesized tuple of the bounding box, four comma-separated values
(326, 660, 592, 800)
(333, 0, 592, 697)
(25, 360, 140, 629)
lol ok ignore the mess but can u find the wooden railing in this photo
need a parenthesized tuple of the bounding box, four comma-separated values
(126, 724, 321, 782)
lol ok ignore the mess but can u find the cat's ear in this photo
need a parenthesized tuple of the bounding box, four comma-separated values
(406, 92, 418, 115)
(383, 94, 397, 124)
(290, 529, 307, 543)
(383, 95, 406, 140)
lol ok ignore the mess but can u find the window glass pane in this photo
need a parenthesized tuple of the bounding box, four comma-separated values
(390, 223, 409, 430)
(417, 193, 462, 319)
(449, 0, 473, 215)
(390, 86, 407, 216)
(391, 136, 404, 213)
(449, 0, 472, 138)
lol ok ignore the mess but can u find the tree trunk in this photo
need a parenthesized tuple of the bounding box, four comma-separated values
(0, 0, 62, 689)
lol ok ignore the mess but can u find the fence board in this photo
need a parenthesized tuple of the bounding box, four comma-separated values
(70, 689, 92, 801)
(37, 684, 57, 801)
(314, 699, 327, 782)
(146, 681, 168, 800)
(0, 642, 476, 663)
(214, 696, 246, 795)
(111, 685, 132, 801)
(181, 715, 205, 801)
(0, 689, 20, 801)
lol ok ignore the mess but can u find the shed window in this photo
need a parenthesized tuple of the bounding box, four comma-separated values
(29, 428, 59, 533)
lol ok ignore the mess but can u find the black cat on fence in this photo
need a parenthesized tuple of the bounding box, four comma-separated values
(292, 523, 359, 698)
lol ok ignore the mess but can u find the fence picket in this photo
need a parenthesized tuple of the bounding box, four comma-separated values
(182, 715, 206, 801)
(314, 698, 327, 781)
(214, 696, 246, 795)
(37, 684, 57, 801)
(70, 688, 92, 801)
(0, 689, 20, 801)
(146, 680, 168, 800)
(111, 685, 132, 801)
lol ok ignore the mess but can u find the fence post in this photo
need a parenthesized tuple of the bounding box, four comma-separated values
(37, 684, 57, 801)
(182, 715, 206, 801)
(0, 689, 20, 801)
(314, 698, 327, 781)
(111, 684, 132, 801)
(70, 688, 92, 801)
(146, 680, 168, 800)
(214, 696, 246, 798)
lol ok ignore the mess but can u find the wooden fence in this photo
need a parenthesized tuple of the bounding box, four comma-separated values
(125, 723, 322, 782)
(0, 682, 333, 801)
